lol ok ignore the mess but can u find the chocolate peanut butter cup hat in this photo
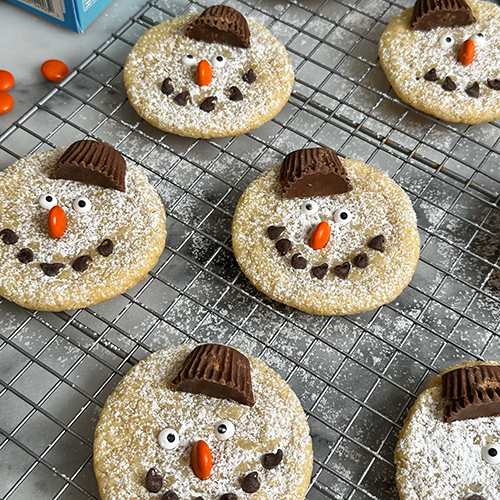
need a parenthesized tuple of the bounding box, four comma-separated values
(442, 364, 500, 422)
(171, 343, 255, 406)
(411, 0, 476, 30)
(280, 147, 352, 199)
(186, 5, 251, 48)
(51, 140, 127, 192)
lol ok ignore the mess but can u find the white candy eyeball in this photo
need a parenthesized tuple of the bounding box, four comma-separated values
(214, 420, 235, 441)
(439, 34, 455, 49)
(482, 444, 500, 465)
(333, 208, 352, 225)
(182, 54, 197, 67)
(73, 196, 92, 214)
(301, 200, 319, 216)
(38, 193, 58, 210)
(158, 428, 180, 450)
(471, 33, 486, 47)
(211, 55, 226, 68)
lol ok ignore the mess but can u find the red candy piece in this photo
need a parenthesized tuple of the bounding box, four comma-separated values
(41, 59, 69, 82)
(0, 70, 15, 92)
(0, 92, 14, 114)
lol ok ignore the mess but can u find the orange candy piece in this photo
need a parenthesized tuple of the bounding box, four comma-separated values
(0, 70, 15, 92)
(310, 221, 331, 250)
(48, 205, 67, 239)
(458, 39, 475, 66)
(191, 440, 212, 480)
(197, 60, 212, 87)
(0, 92, 14, 114)
(41, 59, 69, 82)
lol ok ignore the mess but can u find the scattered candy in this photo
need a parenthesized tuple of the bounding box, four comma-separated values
(0, 70, 15, 92)
(41, 59, 69, 82)
(0, 92, 14, 114)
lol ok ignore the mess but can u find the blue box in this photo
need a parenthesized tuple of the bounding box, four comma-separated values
(6, 0, 114, 33)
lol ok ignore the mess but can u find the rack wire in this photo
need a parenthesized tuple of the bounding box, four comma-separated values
(1, 0, 500, 498)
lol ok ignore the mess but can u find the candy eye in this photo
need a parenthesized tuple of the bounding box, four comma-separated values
(214, 420, 235, 441)
(211, 55, 226, 68)
(182, 54, 197, 67)
(158, 428, 180, 450)
(39, 193, 58, 210)
(73, 196, 92, 214)
(482, 444, 500, 465)
(439, 34, 455, 49)
(333, 208, 352, 225)
(471, 33, 486, 47)
(301, 201, 319, 216)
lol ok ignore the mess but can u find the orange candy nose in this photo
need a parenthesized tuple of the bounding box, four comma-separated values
(48, 205, 67, 239)
(458, 39, 475, 66)
(310, 221, 331, 250)
(197, 60, 212, 86)
(191, 440, 212, 480)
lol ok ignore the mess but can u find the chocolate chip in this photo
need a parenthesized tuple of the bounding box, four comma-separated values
(193, 497, 205, 500)
(40, 263, 64, 276)
(146, 467, 163, 493)
(353, 252, 369, 268)
(17, 248, 34, 264)
(229, 86, 243, 101)
(220, 494, 237, 500)
(467, 496, 486, 500)
(466, 82, 480, 98)
(0, 228, 19, 245)
(174, 91, 190, 106)
(200, 96, 217, 112)
(334, 262, 350, 279)
(488, 78, 500, 90)
(98, 239, 114, 257)
(424, 68, 438, 81)
(443, 76, 456, 91)
(263, 449, 283, 469)
(72, 255, 92, 272)
(162, 490, 179, 500)
(243, 69, 256, 84)
(267, 226, 285, 240)
(161, 77, 174, 96)
(291, 253, 307, 269)
(312, 263, 328, 280)
(276, 238, 291, 256)
(369, 235, 385, 252)
(241, 472, 260, 493)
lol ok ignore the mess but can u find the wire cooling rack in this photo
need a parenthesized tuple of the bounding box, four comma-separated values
(1, 0, 500, 498)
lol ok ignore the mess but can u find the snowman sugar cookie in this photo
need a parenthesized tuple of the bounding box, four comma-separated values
(123, 5, 294, 138)
(379, 0, 500, 123)
(93, 344, 313, 500)
(0, 140, 166, 311)
(232, 148, 420, 316)
(396, 361, 500, 500)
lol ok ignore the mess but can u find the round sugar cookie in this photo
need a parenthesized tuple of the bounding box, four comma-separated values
(0, 142, 166, 311)
(93, 343, 313, 500)
(232, 148, 420, 316)
(379, 0, 500, 123)
(396, 361, 500, 500)
(123, 5, 294, 138)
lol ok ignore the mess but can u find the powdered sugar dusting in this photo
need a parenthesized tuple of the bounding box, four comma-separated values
(123, 14, 294, 137)
(396, 384, 500, 499)
(379, 0, 500, 123)
(232, 159, 420, 315)
(0, 148, 166, 310)
(94, 344, 313, 500)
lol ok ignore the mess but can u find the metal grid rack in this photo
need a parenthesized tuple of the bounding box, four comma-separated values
(1, 0, 500, 498)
